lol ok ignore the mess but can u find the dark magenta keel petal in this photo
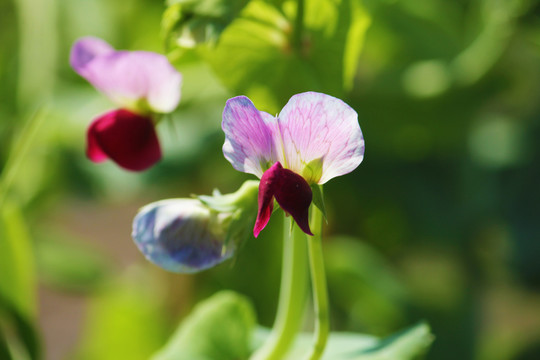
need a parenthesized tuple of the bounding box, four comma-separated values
(254, 162, 313, 237)
(254, 163, 279, 237)
(86, 109, 161, 171)
(273, 166, 313, 236)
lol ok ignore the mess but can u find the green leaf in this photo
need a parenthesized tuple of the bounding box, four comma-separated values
(344, 322, 433, 359)
(252, 322, 433, 359)
(153, 291, 256, 360)
(202, 0, 371, 113)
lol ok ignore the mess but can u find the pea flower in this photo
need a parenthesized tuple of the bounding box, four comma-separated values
(70, 37, 182, 171)
(132, 181, 259, 273)
(222, 92, 365, 237)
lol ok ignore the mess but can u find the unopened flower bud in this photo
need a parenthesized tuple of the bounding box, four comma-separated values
(132, 180, 259, 273)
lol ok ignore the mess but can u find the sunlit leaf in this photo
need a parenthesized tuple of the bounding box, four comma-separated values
(252, 322, 433, 359)
(201, 0, 370, 112)
(153, 291, 256, 360)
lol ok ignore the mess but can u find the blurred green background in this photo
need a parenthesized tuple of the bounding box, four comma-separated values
(1, 0, 540, 359)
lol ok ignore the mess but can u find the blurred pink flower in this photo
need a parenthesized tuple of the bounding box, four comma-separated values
(70, 37, 182, 171)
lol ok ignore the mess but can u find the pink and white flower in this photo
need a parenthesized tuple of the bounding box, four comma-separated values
(222, 92, 365, 237)
(70, 37, 182, 171)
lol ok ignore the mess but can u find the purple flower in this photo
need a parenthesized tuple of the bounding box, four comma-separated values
(132, 199, 235, 273)
(70, 37, 182, 171)
(132, 181, 259, 273)
(222, 92, 365, 237)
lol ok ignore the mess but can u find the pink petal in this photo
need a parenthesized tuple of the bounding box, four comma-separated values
(254, 162, 313, 237)
(277, 92, 365, 184)
(86, 109, 161, 171)
(70, 37, 182, 113)
(70, 37, 114, 77)
(82, 51, 182, 113)
(222, 96, 278, 178)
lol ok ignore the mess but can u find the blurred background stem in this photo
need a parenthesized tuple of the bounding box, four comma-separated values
(0, 109, 46, 211)
(251, 214, 308, 360)
(15, 0, 57, 109)
(292, 0, 305, 51)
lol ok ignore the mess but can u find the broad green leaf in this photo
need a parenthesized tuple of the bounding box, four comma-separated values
(344, 322, 433, 359)
(153, 291, 256, 360)
(73, 269, 167, 360)
(202, 0, 371, 113)
(252, 322, 433, 359)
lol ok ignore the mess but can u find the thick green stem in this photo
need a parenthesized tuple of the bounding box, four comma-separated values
(304, 203, 329, 360)
(251, 214, 308, 360)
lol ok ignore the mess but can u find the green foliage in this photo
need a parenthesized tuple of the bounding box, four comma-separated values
(163, 0, 249, 50)
(153, 291, 256, 360)
(35, 233, 111, 292)
(252, 322, 433, 359)
(0, 204, 40, 360)
(73, 270, 167, 360)
(189, 0, 370, 113)
(0, 205, 35, 318)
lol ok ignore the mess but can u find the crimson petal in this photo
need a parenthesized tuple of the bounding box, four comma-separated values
(86, 109, 161, 171)
(254, 162, 313, 237)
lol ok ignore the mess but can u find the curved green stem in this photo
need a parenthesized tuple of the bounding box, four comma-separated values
(250, 214, 308, 360)
(304, 203, 329, 360)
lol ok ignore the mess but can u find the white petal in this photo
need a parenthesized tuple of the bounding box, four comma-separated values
(277, 92, 364, 184)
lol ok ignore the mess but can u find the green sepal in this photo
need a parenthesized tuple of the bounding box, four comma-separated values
(197, 180, 259, 251)
(302, 158, 323, 184)
(197, 180, 259, 213)
(310, 184, 327, 222)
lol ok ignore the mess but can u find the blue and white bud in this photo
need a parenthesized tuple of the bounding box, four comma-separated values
(132, 180, 259, 273)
